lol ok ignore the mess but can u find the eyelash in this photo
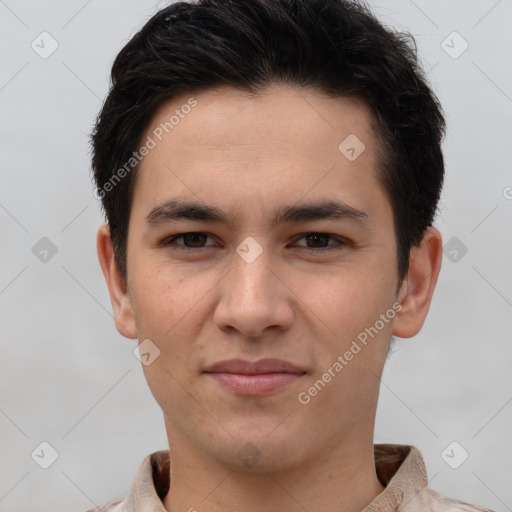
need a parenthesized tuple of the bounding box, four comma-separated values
(163, 232, 348, 253)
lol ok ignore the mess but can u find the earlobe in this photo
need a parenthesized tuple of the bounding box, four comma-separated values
(96, 224, 137, 339)
(392, 227, 443, 338)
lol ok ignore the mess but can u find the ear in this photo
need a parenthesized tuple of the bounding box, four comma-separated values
(97, 224, 137, 339)
(392, 227, 443, 338)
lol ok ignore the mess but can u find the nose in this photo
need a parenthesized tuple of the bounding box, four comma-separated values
(213, 242, 294, 339)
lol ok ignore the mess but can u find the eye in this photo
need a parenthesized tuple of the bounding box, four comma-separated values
(162, 232, 348, 254)
(164, 232, 217, 251)
(292, 233, 347, 252)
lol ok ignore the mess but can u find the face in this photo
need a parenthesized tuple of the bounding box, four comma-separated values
(116, 85, 405, 471)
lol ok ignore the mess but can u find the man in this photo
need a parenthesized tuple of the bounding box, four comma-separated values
(90, 0, 493, 510)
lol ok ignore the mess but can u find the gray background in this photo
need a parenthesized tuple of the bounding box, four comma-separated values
(0, 0, 511, 510)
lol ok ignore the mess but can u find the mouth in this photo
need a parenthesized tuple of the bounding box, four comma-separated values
(203, 358, 306, 396)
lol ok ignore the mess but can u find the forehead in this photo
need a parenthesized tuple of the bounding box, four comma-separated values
(132, 84, 388, 224)
(146, 84, 377, 151)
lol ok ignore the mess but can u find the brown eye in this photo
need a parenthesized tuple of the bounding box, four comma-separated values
(180, 233, 208, 247)
(304, 233, 330, 248)
(293, 233, 346, 251)
(165, 232, 215, 250)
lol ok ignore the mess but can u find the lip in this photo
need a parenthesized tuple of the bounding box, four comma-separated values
(203, 358, 306, 396)
(203, 358, 305, 374)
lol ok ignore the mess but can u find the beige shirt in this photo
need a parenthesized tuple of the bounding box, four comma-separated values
(89, 444, 494, 512)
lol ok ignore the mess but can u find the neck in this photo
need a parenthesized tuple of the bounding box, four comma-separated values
(162, 428, 385, 512)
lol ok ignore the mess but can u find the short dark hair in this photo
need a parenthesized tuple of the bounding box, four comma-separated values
(91, 0, 445, 282)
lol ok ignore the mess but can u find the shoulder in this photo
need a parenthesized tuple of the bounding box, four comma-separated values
(404, 487, 496, 512)
(86, 496, 127, 512)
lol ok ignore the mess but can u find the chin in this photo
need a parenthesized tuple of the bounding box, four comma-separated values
(215, 432, 308, 474)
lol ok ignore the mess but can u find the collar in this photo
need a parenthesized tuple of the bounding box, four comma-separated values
(122, 444, 428, 512)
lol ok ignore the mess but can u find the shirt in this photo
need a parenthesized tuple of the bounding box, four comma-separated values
(89, 444, 494, 512)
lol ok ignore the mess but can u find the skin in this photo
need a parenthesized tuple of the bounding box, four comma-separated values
(97, 84, 442, 512)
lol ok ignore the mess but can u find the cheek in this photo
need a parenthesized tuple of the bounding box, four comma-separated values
(130, 262, 195, 334)
(128, 263, 216, 367)
(130, 267, 207, 410)
(303, 265, 397, 339)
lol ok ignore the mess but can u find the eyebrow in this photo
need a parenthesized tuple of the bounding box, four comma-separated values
(145, 198, 370, 228)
